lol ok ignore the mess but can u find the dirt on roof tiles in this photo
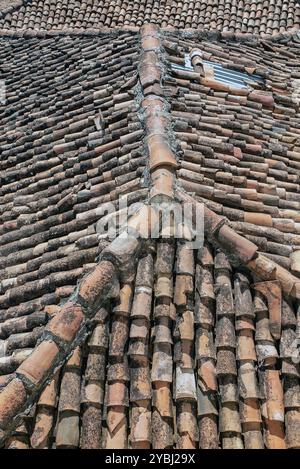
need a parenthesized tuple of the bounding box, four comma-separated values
(0, 24, 300, 449)
(0, 0, 299, 36)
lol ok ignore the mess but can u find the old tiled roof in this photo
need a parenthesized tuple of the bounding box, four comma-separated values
(0, 24, 300, 449)
(0, 0, 299, 36)
(0, 30, 145, 329)
(166, 31, 300, 273)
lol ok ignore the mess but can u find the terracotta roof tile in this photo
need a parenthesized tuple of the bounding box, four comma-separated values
(0, 24, 300, 450)
(18, 340, 60, 386)
(0, 378, 26, 428)
(0, 1, 298, 36)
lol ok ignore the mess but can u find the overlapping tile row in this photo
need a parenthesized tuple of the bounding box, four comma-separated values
(128, 251, 153, 449)
(174, 241, 198, 448)
(0, 0, 299, 36)
(1, 243, 298, 448)
(163, 32, 300, 276)
(150, 241, 175, 448)
(0, 31, 147, 375)
(102, 280, 131, 448)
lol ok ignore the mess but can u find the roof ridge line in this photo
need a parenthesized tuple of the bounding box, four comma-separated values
(0, 26, 298, 44)
(176, 189, 300, 301)
(0, 26, 140, 37)
(139, 23, 178, 201)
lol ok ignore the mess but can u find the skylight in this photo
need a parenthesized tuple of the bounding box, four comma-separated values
(173, 54, 264, 90)
(203, 60, 264, 89)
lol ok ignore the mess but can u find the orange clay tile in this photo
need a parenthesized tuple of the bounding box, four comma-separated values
(264, 370, 285, 422)
(46, 302, 84, 343)
(141, 35, 160, 51)
(148, 134, 178, 171)
(233, 146, 243, 159)
(217, 224, 258, 263)
(144, 82, 164, 96)
(130, 404, 151, 443)
(30, 410, 54, 449)
(141, 96, 165, 111)
(201, 77, 230, 92)
(178, 192, 225, 238)
(140, 63, 161, 89)
(155, 276, 173, 299)
(290, 250, 300, 275)
(140, 24, 159, 37)
(145, 112, 167, 136)
(249, 91, 275, 108)
(176, 244, 194, 275)
(250, 256, 300, 300)
(83, 382, 104, 405)
(236, 318, 256, 331)
(264, 420, 286, 449)
(198, 360, 217, 392)
(44, 305, 61, 318)
(152, 385, 173, 418)
(0, 378, 26, 428)
(107, 405, 126, 433)
(18, 340, 60, 386)
(240, 399, 262, 424)
(253, 281, 282, 341)
(0, 2, 298, 34)
(174, 275, 194, 306)
(66, 346, 82, 368)
(237, 330, 257, 361)
(178, 310, 194, 341)
(199, 415, 219, 449)
(150, 166, 174, 200)
(277, 257, 300, 294)
(127, 204, 160, 239)
(113, 284, 133, 315)
(107, 381, 128, 407)
(37, 371, 59, 407)
(0, 375, 14, 389)
(180, 343, 194, 369)
(78, 260, 116, 306)
(247, 255, 277, 281)
(244, 212, 273, 227)
(285, 410, 300, 448)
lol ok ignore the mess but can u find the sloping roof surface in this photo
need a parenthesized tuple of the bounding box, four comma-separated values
(0, 0, 299, 36)
(0, 25, 300, 450)
(165, 32, 300, 270)
(0, 31, 145, 323)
